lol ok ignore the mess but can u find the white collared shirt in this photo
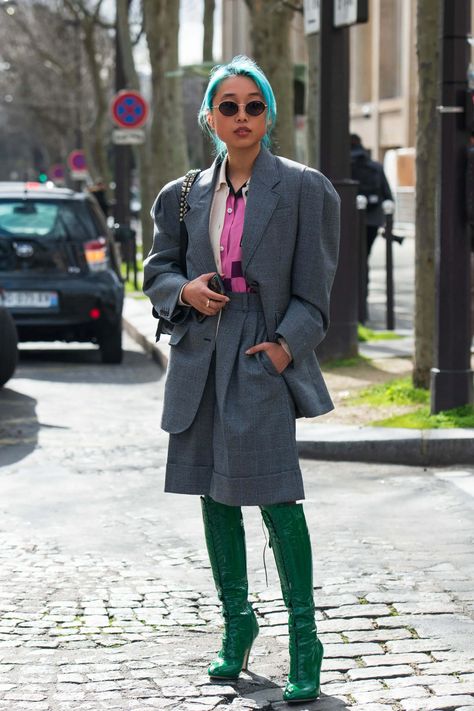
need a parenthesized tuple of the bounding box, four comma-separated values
(208, 156, 249, 274)
(178, 157, 291, 360)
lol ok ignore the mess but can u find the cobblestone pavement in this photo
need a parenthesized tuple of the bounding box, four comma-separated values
(0, 336, 473, 711)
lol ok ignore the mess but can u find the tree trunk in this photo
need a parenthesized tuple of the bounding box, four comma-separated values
(305, 31, 320, 169)
(203, 0, 215, 63)
(82, 18, 110, 184)
(413, 0, 440, 389)
(116, 0, 139, 91)
(117, 0, 154, 256)
(244, 0, 295, 159)
(143, 0, 189, 201)
(202, 0, 215, 167)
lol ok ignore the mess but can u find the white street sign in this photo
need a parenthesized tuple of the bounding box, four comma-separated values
(304, 0, 320, 35)
(112, 128, 145, 146)
(334, 0, 365, 28)
(70, 170, 88, 181)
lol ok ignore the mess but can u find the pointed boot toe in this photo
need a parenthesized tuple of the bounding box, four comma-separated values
(283, 680, 320, 703)
(208, 604, 259, 679)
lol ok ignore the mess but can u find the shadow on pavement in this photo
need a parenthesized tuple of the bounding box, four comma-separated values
(0, 387, 39, 466)
(220, 671, 350, 709)
(16, 346, 164, 385)
(313, 694, 350, 709)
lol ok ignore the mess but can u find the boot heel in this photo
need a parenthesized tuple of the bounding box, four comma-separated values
(241, 645, 251, 672)
(261, 504, 322, 704)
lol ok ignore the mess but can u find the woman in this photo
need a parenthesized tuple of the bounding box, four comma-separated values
(143, 56, 340, 703)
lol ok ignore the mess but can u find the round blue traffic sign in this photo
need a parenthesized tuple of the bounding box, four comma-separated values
(111, 91, 149, 129)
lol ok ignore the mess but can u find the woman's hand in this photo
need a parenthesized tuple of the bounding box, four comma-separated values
(245, 341, 292, 374)
(182, 273, 229, 317)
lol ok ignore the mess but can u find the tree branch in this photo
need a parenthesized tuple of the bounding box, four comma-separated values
(131, 23, 144, 46)
(63, 0, 82, 20)
(5, 10, 70, 77)
(95, 16, 115, 30)
(282, 0, 303, 11)
(92, 0, 106, 21)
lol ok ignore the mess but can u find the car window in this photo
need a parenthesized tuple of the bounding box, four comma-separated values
(0, 200, 98, 240)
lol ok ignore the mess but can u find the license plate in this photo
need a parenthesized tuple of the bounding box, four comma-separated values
(4, 290, 59, 309)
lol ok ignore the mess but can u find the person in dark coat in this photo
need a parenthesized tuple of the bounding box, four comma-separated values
(350, 134, 393, 254)
(143, 56, 340, 703)
(350, 135, 394, 313)
(88, 180, 109, 218)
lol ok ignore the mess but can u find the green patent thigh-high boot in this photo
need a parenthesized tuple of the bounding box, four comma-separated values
(260, 503, 323, 703)
(201, 496, 259, 679)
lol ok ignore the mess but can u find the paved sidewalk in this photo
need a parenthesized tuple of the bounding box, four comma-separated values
(1, 457, 474, 711)
(1, 539, 473, 711)
(122, 296, 474, 466)
(2, 331, 473, 711)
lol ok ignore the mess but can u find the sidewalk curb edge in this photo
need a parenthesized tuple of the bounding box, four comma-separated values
(298, 438, 474, 466)
(122, 316, 168, 369)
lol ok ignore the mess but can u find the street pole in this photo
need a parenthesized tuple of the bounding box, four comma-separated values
(316, 0, 359, 362)
(430, 0, 473, 412)
(384, 204, 395, 331)
(357, 194, 368, 324)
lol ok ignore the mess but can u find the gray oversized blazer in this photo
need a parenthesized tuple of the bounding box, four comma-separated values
(143, 147, 340, 434)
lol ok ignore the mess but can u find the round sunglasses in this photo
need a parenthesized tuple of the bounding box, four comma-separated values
(212, 100, 267, 117)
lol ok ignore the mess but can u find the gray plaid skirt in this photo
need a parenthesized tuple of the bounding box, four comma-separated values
(164, 292, 304, 507)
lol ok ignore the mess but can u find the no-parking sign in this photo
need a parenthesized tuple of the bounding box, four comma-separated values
(111, 90, 149, 129)
(67, 150, 88, 180)
(49, 163, 66, 185)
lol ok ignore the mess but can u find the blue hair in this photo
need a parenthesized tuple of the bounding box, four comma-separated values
(198, 55, 277, 160)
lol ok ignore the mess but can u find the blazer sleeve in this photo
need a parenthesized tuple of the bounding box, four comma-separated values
(275, 168, 340, 365)
(142, 179, 191, 326)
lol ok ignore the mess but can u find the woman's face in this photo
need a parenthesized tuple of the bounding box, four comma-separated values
(207, 75, 268, 154)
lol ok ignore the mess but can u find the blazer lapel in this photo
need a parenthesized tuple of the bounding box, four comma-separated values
(241, 147, 281, 271)
(184, 159, 220, 274)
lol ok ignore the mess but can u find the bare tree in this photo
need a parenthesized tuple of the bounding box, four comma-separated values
(203, 0, 216, 63)
(201, 0, 216, 167)
(305, 31, 320, 168)
(63, 0, 114, 184)
(116, 0, 154, 254)
(0, 0, 114, 185)
(143, 0, 189, 200)
(413, 0, 440, 388)
(243, 0, 299, 159)
(0, 2, 79, 178)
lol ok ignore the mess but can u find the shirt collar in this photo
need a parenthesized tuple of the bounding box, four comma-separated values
(215, 155, 250, 195)
(216, 156, 228, 191)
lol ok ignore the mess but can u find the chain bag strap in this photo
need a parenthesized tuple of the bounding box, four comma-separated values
(153, 168, 201, 341)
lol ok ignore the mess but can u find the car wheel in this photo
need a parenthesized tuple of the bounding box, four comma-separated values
(98, 319, 123, 364)
(0, 308, 18, 387)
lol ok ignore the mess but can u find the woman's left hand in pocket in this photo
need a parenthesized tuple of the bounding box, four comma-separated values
(245, 341, 291, 374)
